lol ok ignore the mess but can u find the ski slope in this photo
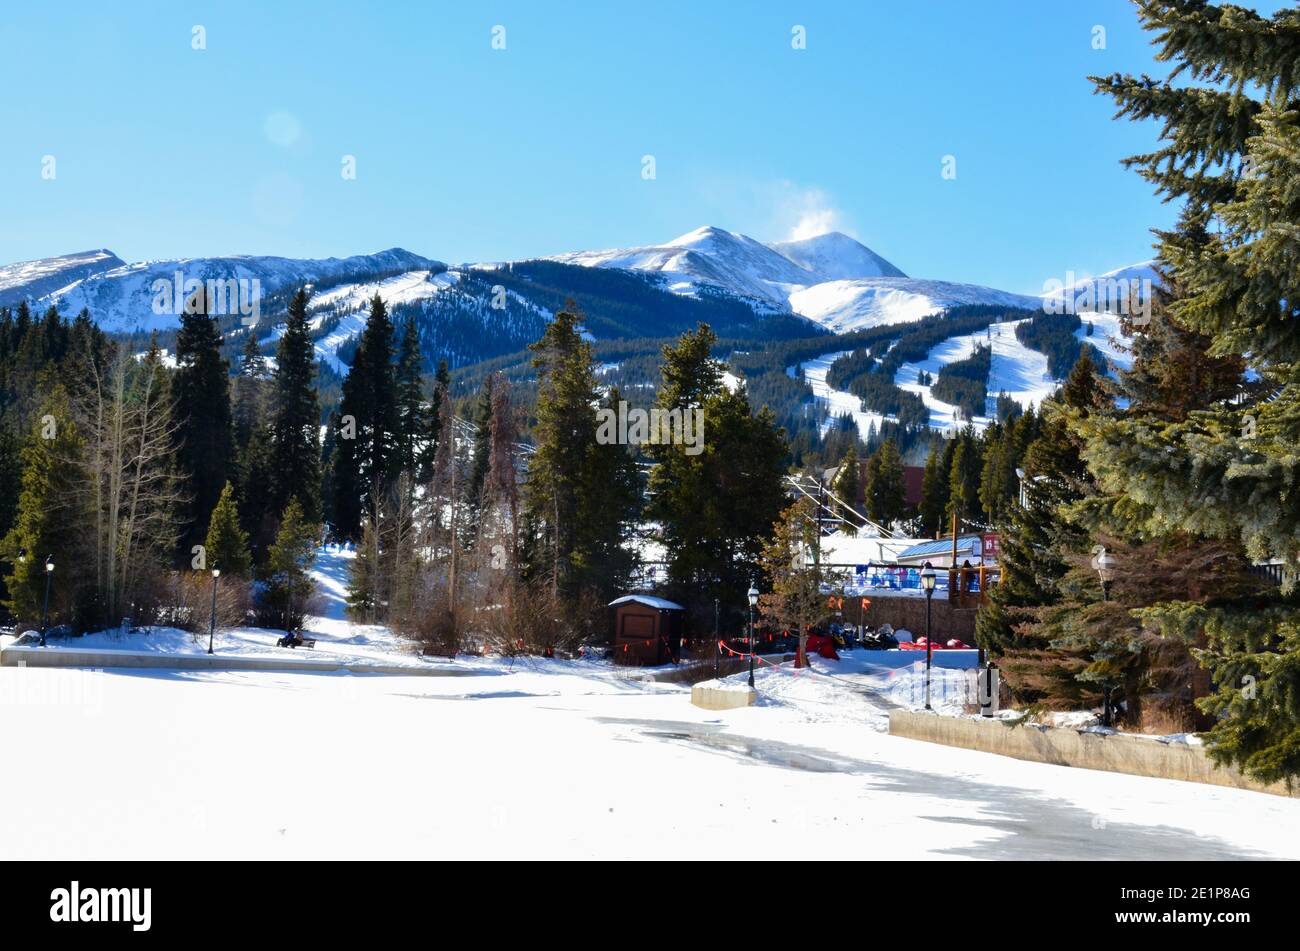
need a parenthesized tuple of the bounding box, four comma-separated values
(895, 319, 1061, 433)
(788, 351, 894, 440)
(791, 312, 1133, 439)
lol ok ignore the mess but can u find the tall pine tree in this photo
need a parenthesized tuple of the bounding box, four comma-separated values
(173, 287, 234, 556)
(271, 287, 322, 523)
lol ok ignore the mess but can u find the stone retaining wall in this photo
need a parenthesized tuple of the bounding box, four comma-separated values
(0, 645, 476, 677)
(889, 709, 1295, 798)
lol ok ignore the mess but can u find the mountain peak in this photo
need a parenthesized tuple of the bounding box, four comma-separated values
(0, 248, 127, 307)
(768, 232, 907, 281)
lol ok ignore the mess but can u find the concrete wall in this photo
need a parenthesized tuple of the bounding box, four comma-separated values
(0, 645, 476, 677)
(690, 684, 756, 710)
(889, 709, 1296, 799)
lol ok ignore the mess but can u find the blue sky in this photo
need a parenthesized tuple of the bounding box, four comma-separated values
(0, 1, 1272, 293)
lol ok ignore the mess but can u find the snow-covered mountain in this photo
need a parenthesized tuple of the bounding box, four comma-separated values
(548, 225, 1042, 333)
(549, 225, 821, 304)
(27, 248, 439, 334)
(0, 232, 1146, 393)
(0, 249, 124, 308)
(789, 278, 1041, 332)
(1039, 261, 1159, 311)
(769, 231, 906, 281)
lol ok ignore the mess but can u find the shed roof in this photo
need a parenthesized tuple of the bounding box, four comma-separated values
(608, 594, 685, 611)
(897, 535, 983, 560)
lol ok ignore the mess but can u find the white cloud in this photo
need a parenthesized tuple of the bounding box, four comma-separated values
(772, 182, 854, 242)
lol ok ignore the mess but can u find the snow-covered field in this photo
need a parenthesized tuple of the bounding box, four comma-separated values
(2, 585, 1296, 859)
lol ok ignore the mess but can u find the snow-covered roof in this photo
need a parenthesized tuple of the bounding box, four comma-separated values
(608, 594, 684, 611)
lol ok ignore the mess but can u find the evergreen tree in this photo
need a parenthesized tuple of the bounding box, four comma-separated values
(347, 509, 382, 623)
(975, 354, 1105, 702)
(918, 439, 950, 538)
(1, 386, 90, 628)
(270, 287, 322, 523)
(647, 325, 788, 632)
(264, 497, 319, 631)
(573, 385, 642, 601)
(465, 373, 496, 521)
(238, 422, 277, 562)
(239, 331, 268, 380)
(521, 310, 601, 599)
(205, 481, 251, 575)
(330, 294, 398, 539)
(232, 333, 267, 456)
(173, 287, 234, 554)
(420, 359, 450, 483)
(864, 438, 906, 528)
(831, 445, 861, 534)
(946, 427, 985, 532)
(1086, 0, 1300, 778)
(394, 316, 426, 480)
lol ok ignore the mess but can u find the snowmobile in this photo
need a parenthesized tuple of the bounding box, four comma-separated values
(860, 624, 899, 650)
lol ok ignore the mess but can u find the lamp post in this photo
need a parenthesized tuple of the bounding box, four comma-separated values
(747, 583, 759, 689)
(1095, 547, 1117, 602)
(920, 561, 936, 710)
(39, 555, 54, 647)
(1094, 548, 1119, 725)
(207, 567, 221, 655)
(713, 597, 720, 680)
(16, 548, 28, 634)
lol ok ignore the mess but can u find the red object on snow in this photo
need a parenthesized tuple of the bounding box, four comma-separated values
(803, 634, 840, 660)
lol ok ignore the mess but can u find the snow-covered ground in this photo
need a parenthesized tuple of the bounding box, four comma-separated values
(2, 624, 1297, 859)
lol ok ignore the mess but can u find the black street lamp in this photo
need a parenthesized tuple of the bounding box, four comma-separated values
(1093, 548, 1119, 725)
(39, 554, 54, 647)
(207, 567, 221, 655)
(713, 597, 720, 680)
(920, 561, 936, 710)
(1095, 547, 1117, 602)
(747, 583, 759, 689)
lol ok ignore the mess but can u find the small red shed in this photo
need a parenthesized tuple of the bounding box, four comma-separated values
(608, 594, 686, 666)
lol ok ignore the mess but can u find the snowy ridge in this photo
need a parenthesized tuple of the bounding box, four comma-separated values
(1039, 261, 1159, 309)
(29, 248, 439, 334)
(789, 278, 1041, 333)
(769, 231, 906, 281)
(550, 225, 822, 303)
(0, 249, 124, 307)
(547, 225, 1042, 334)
